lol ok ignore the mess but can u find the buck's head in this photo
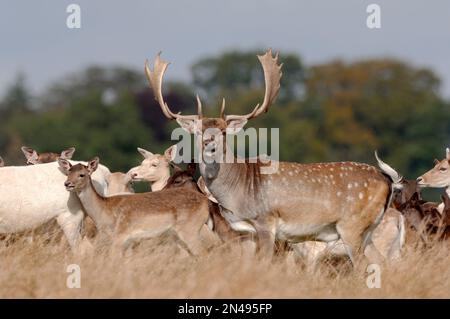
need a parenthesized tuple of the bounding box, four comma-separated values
(145, 49, 282, 164)
(58, 157, 99, 192)
(22, 146, 75, 165)
(417, 148, 450, 188)
(128, 145, 176, 182)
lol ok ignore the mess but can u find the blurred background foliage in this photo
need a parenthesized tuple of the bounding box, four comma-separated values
(0, 49, 449, 183)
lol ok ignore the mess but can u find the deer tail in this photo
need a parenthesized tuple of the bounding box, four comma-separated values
(374, 150, 404, 191)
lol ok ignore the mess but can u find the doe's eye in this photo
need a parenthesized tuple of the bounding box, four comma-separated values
(79, 174, 85, 177)
(439, 167, 447, 172)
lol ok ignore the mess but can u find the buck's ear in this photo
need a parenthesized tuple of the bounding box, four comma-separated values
(164, 145, 177, 162)
(226, 118, 248, 134)
(58, 158, 72, 175)
(176, 118, 197, 134)
(87, 157, 100, 175)
(0, 156, 4, 167)
(61, 147, 76, 160)
(137, 147, 153, 159)
(21, 146, 39, 164)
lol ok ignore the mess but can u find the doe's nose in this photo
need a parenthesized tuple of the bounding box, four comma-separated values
(64, 181, 71, 187)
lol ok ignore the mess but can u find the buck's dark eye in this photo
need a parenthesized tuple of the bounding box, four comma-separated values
(79, 174, 85, 177)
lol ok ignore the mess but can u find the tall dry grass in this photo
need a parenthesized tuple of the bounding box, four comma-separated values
(0, 231, 449, 298)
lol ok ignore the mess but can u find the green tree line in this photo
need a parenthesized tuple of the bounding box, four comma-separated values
(0, 50, 449, 181)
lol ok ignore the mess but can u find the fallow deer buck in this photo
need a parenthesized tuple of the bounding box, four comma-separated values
(22, 146, 75, 165)
(58, 157, 212, 255)
(145, 50, 395, 263)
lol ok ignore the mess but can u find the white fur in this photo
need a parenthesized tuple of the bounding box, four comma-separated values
(0, 161, 110, 249)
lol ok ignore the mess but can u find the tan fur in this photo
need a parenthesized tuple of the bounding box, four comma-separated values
(106, 172, 134, 196)
(60, 158, 210, 255)
(146, 50, 392, 263)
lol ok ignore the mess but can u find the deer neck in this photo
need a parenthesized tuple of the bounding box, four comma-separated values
(199, 151, 264, 218)
(151, 172, 170, 192)
(77, 180, 115, 230)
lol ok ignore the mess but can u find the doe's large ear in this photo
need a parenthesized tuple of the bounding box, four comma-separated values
(21, 146, 39, 164)
(226, 118, 248, 134)
(137, 147, 153, 159)
(0, 156, 4, 167)
(60, 147, 76, 160)
(164, 145, 177, 162)
(58, 158, 72, 175)
(434, 159, 440, 166)
(87, 157, 99, 175)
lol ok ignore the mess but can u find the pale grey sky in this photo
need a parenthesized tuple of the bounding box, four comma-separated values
(1, 0, 449, 98)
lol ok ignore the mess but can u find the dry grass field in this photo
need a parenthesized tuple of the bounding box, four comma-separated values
(0, 227, 449, 298)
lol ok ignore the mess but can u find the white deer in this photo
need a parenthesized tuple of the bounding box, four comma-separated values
(0, 160, 111, 250)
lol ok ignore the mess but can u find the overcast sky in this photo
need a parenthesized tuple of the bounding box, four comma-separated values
(1, 0, 449, 98)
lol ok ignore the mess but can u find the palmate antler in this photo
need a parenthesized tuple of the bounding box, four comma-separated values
(145, 49, 283, 122)
(223, 49, 283, 121)
(144, 53, 201, 121)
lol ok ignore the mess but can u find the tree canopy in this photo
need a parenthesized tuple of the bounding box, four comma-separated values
(0, 49, 448, 183)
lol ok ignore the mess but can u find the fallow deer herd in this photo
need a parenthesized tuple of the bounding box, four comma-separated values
(0, 49, 449, 269)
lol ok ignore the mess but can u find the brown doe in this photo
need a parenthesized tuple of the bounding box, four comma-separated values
(22, 146, 75, 165)
(145, 49, 395, 263)
(164, 162, 244, 244)
(58, 157, 212, 255)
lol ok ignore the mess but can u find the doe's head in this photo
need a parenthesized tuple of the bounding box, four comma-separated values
(22, 146, 75, 165)
(58, 157, 99, 192)
(417, 148, 450, 188)
(128, 145, 176, 183)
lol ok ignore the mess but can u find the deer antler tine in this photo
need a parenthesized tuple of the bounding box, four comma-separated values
(220, 98, 226, 119)
(225, 49, 282, 122)
(196, 95, 203, 118)
(145, 53, 199, 121)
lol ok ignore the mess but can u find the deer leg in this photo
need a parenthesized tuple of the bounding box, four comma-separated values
(252, 219, 275, 259)
(175, 226, 207, 256)
(56, 210, 84, 251)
